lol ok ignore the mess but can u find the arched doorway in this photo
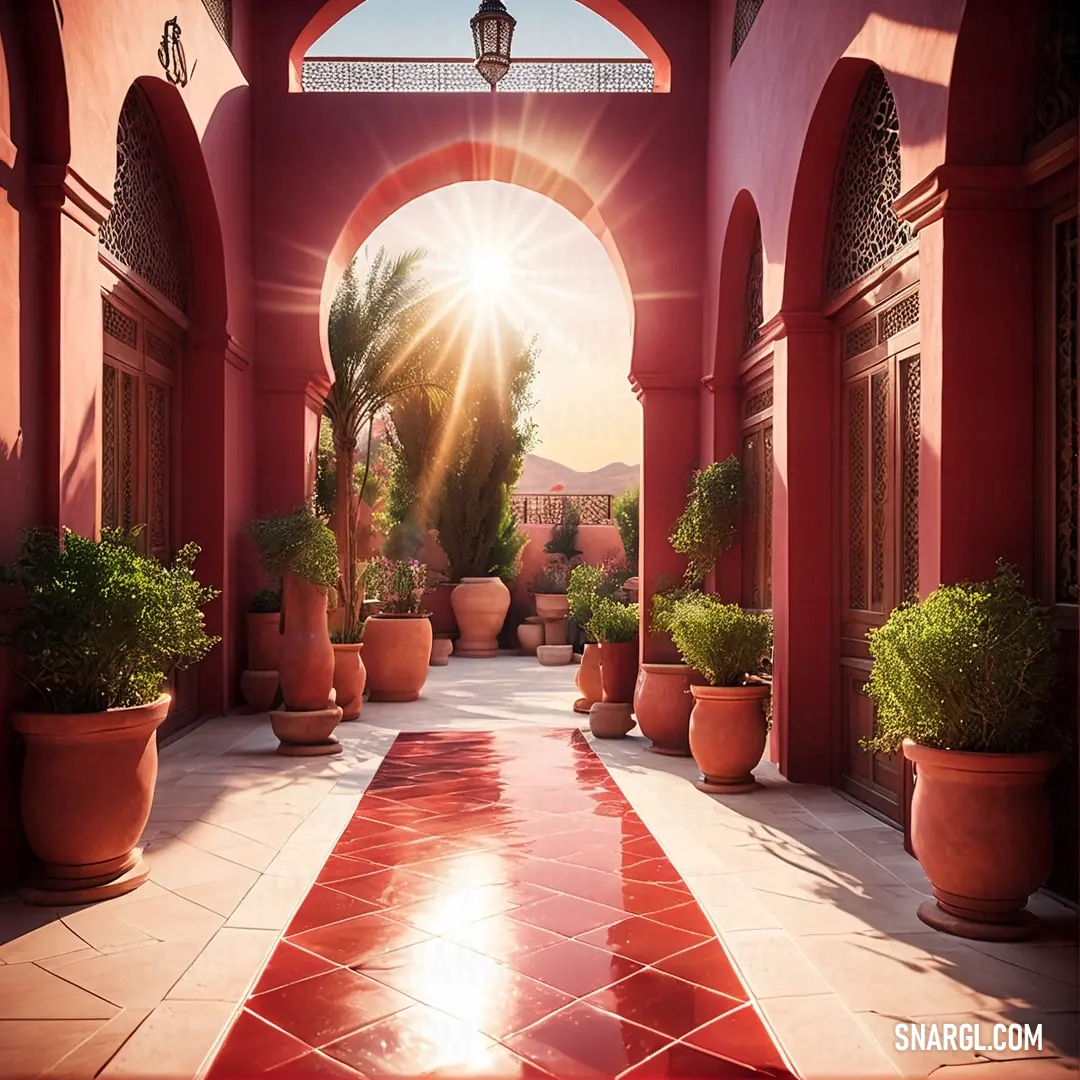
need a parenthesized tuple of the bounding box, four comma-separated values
(99, 84, 195, 738)
(826, 66, 919, 825)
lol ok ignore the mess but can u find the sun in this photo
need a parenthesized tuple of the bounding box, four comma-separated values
(461, 246, 512, 297)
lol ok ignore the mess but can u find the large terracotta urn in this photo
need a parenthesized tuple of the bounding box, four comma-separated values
(362, 614, 433, 702)
(902, 740, 1059, 941)
(247, 612, 281, 671)
(634, 664, 706, 756)
(451, 577, 510, 658)
(688, 684, 769, 793)
(600, 640, 639, 704)
(12, 695, 170, 903)
(332, 643, 367, 721)
(574, 643, 603, 714)
(278, 572, 335, 712)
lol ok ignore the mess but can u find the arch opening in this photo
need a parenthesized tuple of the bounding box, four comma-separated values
(290, 0, 671, 93)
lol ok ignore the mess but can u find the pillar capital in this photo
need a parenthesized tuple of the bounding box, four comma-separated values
(628, 371, 699, 399)
(894, 164, 1030, 234)
(30, 164, 112, 235)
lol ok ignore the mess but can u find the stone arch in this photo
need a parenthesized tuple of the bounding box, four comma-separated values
(710, 188, 762, 384)
(288, 0, 672, 93)
(101, 77, 229, 335)
(319, 140, 634, 381)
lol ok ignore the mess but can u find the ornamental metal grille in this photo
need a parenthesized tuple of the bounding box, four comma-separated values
(744, 386, 773, 419)
(99, 87, 191, 312)
(301, 58, 654, 93)
(763, 425, 773, 608)
(147, 382, 170, 558)
(870, 369, 889, 609)
(1031, 0, 1079, 146)
(102, 365, 118, 530)
(742, 431, 760, 609)
(509, 493, 614, 525)
(103, 297, 137, 349)
(200, 0, 232, 47)
(1055, 212, 1078, 604)
(743, 222, 764, 352)
(825, 67, 914, 298)
(731, 0, 764, 63)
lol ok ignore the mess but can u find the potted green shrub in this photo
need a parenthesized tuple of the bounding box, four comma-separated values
(670, 455, 744, 588)
(862, 562, 1062, 941)
(248, 508, 340, 724)
(589, 597, 640, 705)
(668, 594, 772, 793)
(240, 587, 282, 713)
(362, 557, 432, 702)
(0, 527, 219, 902)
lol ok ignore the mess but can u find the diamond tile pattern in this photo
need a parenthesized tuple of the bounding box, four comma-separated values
(206, 729, 797, 1078)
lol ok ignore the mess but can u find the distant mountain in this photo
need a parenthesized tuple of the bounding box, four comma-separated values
(516, 455, 640, 496)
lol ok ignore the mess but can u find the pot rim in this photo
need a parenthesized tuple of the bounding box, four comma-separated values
(12, 693, 172, 738)
(640, 663, 695, 674)
(901, 738, 1061, 774)
(690, 683, 769, 701)
(331, 641, 364, 653)
(459, 577, 503, 584)
(370, 612, 432, 620)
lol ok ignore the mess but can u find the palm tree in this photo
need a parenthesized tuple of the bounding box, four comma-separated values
(324, 247, 445, 639)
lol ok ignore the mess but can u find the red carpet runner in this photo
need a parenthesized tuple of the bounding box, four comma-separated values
(206, 729, 796, 1078)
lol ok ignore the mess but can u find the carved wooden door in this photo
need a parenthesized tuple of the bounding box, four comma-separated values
(102, 288, 193, 737)
(838, 290, 920, 823)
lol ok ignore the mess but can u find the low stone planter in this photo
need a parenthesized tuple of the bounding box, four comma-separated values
(589, 701, 635, 738)
(270, 705, 343, 757)
(537, 644, 573, 666)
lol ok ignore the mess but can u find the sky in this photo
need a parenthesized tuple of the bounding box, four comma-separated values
(360, 182, 640, 472)
(311, 0, 646, 59)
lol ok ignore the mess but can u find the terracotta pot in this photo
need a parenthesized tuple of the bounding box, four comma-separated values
(535, 593, 570, 620)
(634, 664, 706, 756)
(903, 739, 1059, 939)
(543, 619, 568, 646)
(12, 695, 170, 900)
(537, 644, 573, 666)
(270, 705, 343, 758)
(278, 573, 335, 711)
(430, 637, 454, 666)
(600, 639, 639, 704)
(589, 702, 635, 739)
(624, 577, 640, 602)
(451, 577, 510, 658)
(574, 643, 603, 714)
(362, 614, 433, 702)
(517, 621, 544, 656)
(332, 643, 366, 721)
(688, 684, 770, 793)
(425, 582, 458, 637)
(247, 611, 281, 672)
(240, 670, 280, 713)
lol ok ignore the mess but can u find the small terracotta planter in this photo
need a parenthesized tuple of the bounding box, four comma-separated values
(903, 739, 1059, 941)
(240, 670, 280, 713)
(517, 621, 544, 656)
(331, 643, 366, 721)
(13, 695, 171, 904)
(451, 577, 510, 658)
(589, 701, 635, 738)
(362, 614, 433, 702)
(543, 619, 568, 646)
(537, 644, 573, 666)
(688, 684, 770, 793)
(278, 573, 335, 711)
(247, 611, 281, 672)
(270, 705, 343, 757)
(634, 664, 706, 756)
(599, 639, 639, 704)
(430, 636, 454, 666)
(535, 593, 570, 621)
(574, 642, 603, 714)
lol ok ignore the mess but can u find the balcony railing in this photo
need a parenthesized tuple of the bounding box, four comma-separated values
(301, 57, 655, 94)
(511, 493, 614, 526)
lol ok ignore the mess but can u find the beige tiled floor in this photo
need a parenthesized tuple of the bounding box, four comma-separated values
(0, 656, 1076, 1079)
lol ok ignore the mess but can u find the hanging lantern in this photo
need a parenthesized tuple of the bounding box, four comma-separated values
(471, 0, 517, 89)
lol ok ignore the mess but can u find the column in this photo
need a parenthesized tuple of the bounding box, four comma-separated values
(634, 375, 701, 663)
(771, 315, 834, 785)
(254, 367, 326, 516)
